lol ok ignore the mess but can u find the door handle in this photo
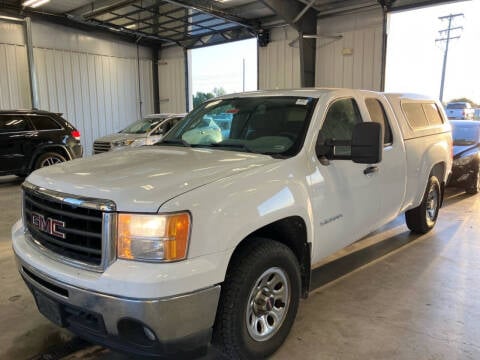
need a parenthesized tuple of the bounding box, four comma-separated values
(363, 166, 378, 175)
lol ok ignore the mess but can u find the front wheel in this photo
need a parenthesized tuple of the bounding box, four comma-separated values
(405, 175, 441, 234)
(213, 238, 301, 359)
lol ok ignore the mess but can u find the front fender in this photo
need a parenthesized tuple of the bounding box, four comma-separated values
(159, 158, 313, 282)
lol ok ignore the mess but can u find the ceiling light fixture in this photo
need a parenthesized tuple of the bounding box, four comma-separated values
(22, 0, 50, 8)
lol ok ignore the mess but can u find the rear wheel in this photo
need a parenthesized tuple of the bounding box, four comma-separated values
(34, 152, 67, 169)
(405, 176, 441, 234)
(213, 238, 301, 359)
(466, 168, 480, 195)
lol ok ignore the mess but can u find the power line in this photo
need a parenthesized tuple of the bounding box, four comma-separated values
(436, 13, 463, 103)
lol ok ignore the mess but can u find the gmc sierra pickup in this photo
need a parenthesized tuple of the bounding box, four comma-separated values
(12, 89, 452, 359)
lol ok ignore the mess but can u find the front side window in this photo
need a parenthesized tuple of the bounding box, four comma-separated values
(32, 116, 61, 130)
(365, 98, 393, 145)
(318, 98, 363, 156)
(160, 96, 316, 157)
(0, 115, 27, 132)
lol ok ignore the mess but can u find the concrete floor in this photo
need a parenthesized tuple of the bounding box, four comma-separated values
(0, 174, 479, 359)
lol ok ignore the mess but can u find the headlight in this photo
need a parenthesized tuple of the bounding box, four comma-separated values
(130, 139, 146, 147)
(112, 139, 134, 147)
(117, 212, 190, 262)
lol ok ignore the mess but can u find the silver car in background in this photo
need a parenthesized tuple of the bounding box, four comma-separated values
(93, 113, 186, 154)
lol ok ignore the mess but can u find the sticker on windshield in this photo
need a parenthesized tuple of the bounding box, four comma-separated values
(296, 99, 309, 105)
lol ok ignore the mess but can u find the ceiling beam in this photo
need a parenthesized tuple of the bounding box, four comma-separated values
(68, 0, 136, 17)
(1, 4, 169, 46)
(258, 0, 316, 32)
(258, 0, 317, 87)
(162, 0, 257, 32)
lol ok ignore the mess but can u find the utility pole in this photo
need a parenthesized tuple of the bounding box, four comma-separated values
(436, 13, 463, 103)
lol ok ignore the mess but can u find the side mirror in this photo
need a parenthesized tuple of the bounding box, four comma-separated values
(351, 122, 382, 164)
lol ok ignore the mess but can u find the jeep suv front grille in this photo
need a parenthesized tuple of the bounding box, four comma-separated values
(22, 183, 116, 271)
(93, 141, 111, 154)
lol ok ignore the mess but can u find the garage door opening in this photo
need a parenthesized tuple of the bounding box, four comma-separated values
(385, 1, 480, 106)
(189, 38, 257, 109)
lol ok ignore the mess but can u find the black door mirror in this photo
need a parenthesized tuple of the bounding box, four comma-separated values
(351, 122, 382, 164)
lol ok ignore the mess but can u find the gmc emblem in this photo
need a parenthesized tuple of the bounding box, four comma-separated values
(31, 212, 66, 239)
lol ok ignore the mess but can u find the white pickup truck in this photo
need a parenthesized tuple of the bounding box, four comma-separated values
(13, 89, 452, 359)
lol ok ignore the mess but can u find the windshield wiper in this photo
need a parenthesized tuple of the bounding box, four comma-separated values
(158, 139, 191, 147)
(207, 142, 254, 153)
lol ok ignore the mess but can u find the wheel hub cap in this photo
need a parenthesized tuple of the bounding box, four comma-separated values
(246, 267, 290, 342)
(426, 186, 439, 224)
(253, 287, 275, 315)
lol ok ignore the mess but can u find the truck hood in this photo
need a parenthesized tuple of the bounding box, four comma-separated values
(95, 133, 146, 143)
(27, 146, 275, 212)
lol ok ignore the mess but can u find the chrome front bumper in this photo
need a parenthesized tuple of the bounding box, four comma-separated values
(17, 257, 221, 356)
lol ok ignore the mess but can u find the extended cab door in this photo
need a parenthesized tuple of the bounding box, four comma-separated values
(311, 97, 383, 261)
(362, 95, 407, 223)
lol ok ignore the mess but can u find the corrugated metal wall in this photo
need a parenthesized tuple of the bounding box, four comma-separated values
(34, 47, 153, 155)
(31, 22, 154, 155)
(0, 20, 154, 156)
(0, 22, 31, 109)
(316, 9, 384, 90)
(158, 46, 186, 113)
(258, 27, 301, 90)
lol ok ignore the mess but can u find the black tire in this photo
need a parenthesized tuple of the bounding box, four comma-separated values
(213, 238, 301, 360)
(405, 175, 441, 234)
(34, 152, 67, 169)
(465, 168, 480, 195)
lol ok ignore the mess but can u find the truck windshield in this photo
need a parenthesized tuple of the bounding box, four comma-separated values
(159, 96, 316, 157)
(120, 118, 164, 134)
(452, 124, 480, 145)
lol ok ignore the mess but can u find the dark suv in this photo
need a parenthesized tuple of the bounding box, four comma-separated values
(0, 110, 83, 177)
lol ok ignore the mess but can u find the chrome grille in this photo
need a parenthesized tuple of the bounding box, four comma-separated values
(22, 182, 116, 272)
(93, 141, 111, 154)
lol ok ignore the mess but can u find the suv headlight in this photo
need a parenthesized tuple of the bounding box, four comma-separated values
(130, 139, 146, 147)
(117, 212, 190, 262)
(112, 139, 134, 147)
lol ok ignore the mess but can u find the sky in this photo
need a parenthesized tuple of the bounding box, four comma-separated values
(385, 0, 480, 104)
(190, 38, 257, 95)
